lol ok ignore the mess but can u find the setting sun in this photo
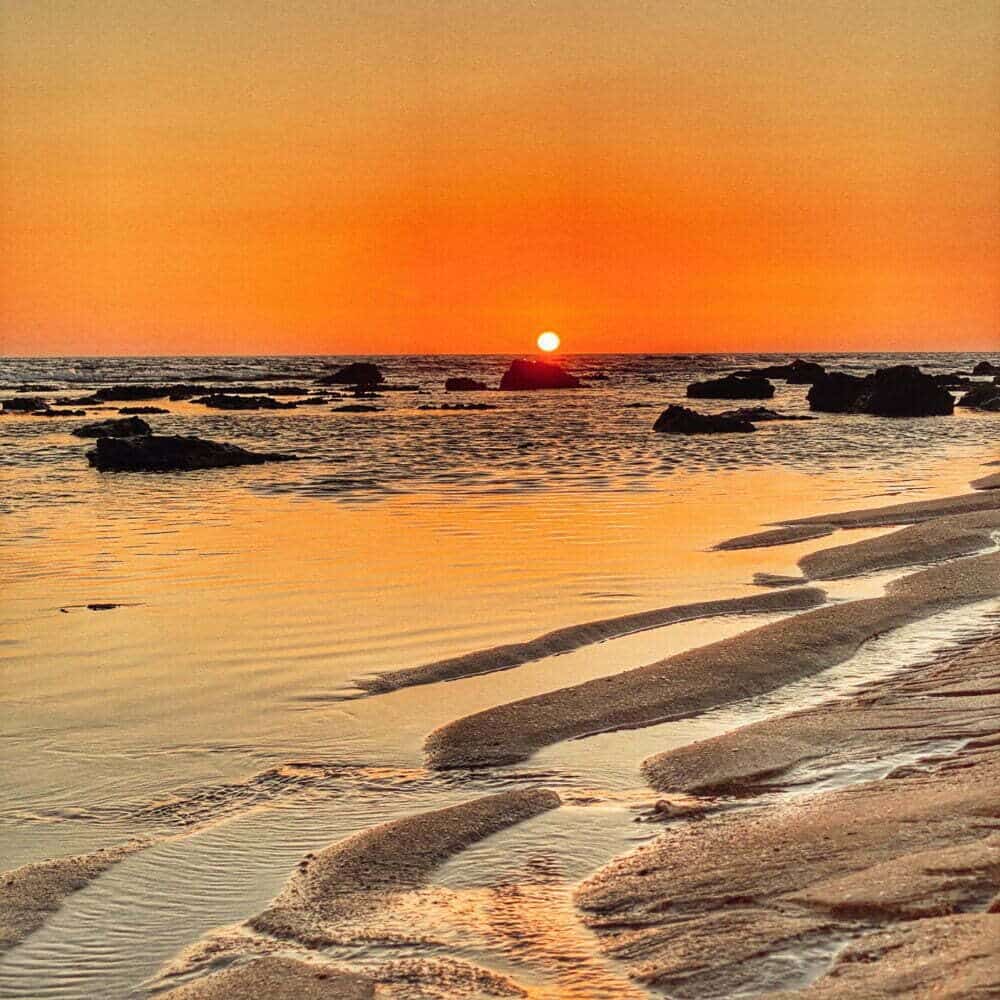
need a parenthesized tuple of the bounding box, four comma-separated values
(537, 332, 560, 352)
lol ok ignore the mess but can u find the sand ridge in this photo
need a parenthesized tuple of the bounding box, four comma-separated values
(424, 553, 1000, 769)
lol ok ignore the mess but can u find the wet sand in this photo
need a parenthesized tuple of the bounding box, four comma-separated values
(357, 588, 830, 694)
(425, 551, 999, 768)
(576, 641, 1000, 996)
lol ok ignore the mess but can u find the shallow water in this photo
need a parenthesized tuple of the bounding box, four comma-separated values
(1, 352, 997, 997)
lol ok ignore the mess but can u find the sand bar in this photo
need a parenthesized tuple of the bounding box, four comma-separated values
(249, 787, 559, 943)
(357, 587, 828, 694)
(424, 555, 1000, 769)
(0, 840, 147, 952)
(797, 508, 1000, 580)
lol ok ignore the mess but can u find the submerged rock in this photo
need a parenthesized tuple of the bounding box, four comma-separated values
(445, 377, 488, 391)
(717, 407, 815, 422)
(653, 405, 756, 434)
(957, 383, 1000, 411)
(333, 403, 381, 412)
(808, 365, 954, 416)
(71, 416, 152, 438)
(192, 394, 297, 410)
(31, 408, 87, 417)
(317, 362, 384, 387)
(86, 435, 297, 472)
(686, 374, 775, 399)
(499, 359, 581, 390)
(117, 406, 169, 415)
(419, 402, 497, 411)
(92, 384, 205, 401)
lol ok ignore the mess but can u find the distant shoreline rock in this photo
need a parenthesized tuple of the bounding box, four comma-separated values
(499, 360, 581, 390)
(317, 362, 384, 387)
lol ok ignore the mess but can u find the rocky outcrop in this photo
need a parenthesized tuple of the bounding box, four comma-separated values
(1, 397, 48, 412)
(736, 359, 826, 384)
(807, 365, 954, 416)
(499, 360, 581, 390)
(686, 374, 775, 399)
(653, 405, 756, 434)
(972, 360, 1000, 376)
(192, 394, 297, 410)
(71, 416, 152, 438)
(717, 407, 815, 422)
(117, 406, 169, 415)
(444, 377, 488, 391)
(86, 435, 297, 472)
(957, 383, 1000, 411)
(92, 384, 205, 401)
(316, 363, 384, 387)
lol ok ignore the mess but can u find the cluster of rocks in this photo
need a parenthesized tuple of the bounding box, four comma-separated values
(958, 382, 1000, 411)
(807, 365, 954, 416)
(192, 394, 298, 410)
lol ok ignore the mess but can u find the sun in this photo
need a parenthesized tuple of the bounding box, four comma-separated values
(537, 331, 560, 352)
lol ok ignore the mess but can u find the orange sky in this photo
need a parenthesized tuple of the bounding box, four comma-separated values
(2, 1, 998, 355)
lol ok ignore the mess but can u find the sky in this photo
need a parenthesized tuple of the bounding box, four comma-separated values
(2, 1, 998, 356)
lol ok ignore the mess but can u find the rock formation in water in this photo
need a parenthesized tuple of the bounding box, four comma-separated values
(653, 405, 756, 434)
(317, 363, 385, 387)
(444, 377, 488, 391)
(86, 435, 297, 472)
(734, 358, 826, 384)
(686, 374, 775, 399)
(957, 383, 1000, 411)
(499, 360, 581, 390)
(192, 394, 298, 410)
(71, 416, 152, 438)
(807, 365, 954, 416)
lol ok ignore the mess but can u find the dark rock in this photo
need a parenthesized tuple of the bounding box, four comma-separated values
(192, 394, 297, 410)
(93, 384, 205, 401)
(31, 408, 87, 417)
(15, 384, 58, 392)
(333, 404, 381, 412)
(735, 359, 826, 384)
(652, 405, 756, 434)
(200, 384, 306, 395)
(71, 416, 152, 438)
(118, 406, 169, 415)
(717, 407, 816, 422)
(625, 402, 654, 408)
(445, 377, 489, 392)
(972, 361, 1000, 376)
(499, 359, 581, 390)
(687, 375, 775, 400)
(316, 363, 385, 386)
(86, 434, 297, 472)
(2, 397, 48, 412)
(807, 365, 953, 416)
(418, 402, 497, 411)
(296, 396, 329, 405)
(957, 383, 1000, 411)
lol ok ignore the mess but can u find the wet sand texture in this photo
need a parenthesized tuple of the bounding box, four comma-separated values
(770, 914, 999, 999)
(717, 485, 1000, 550)
(249, 787, 560, 944)
(0, 841, 147, 952)
(358, 587, 827, 694)
(643, 630, 1000, 793)
(424, 554, 1000, 769)
(159, 957, 376, 999)
(576, 724, 1000, 996)
(797, 508, 1000, 580)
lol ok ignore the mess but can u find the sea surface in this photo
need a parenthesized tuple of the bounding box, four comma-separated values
(0, 352, 997, 998)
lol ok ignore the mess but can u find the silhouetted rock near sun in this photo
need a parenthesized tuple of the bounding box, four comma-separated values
(653, 405, 756, 434)
(957, 383, 1000, 411)
(499, 360, 581, 390)
(71, 416, 152, 438)
(86, 435, 297, 472)
(686, 374, 775, 400)
(445, 377, 488, 391)
(807, 365, 954, 416)
(317, 363, 385, 386)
